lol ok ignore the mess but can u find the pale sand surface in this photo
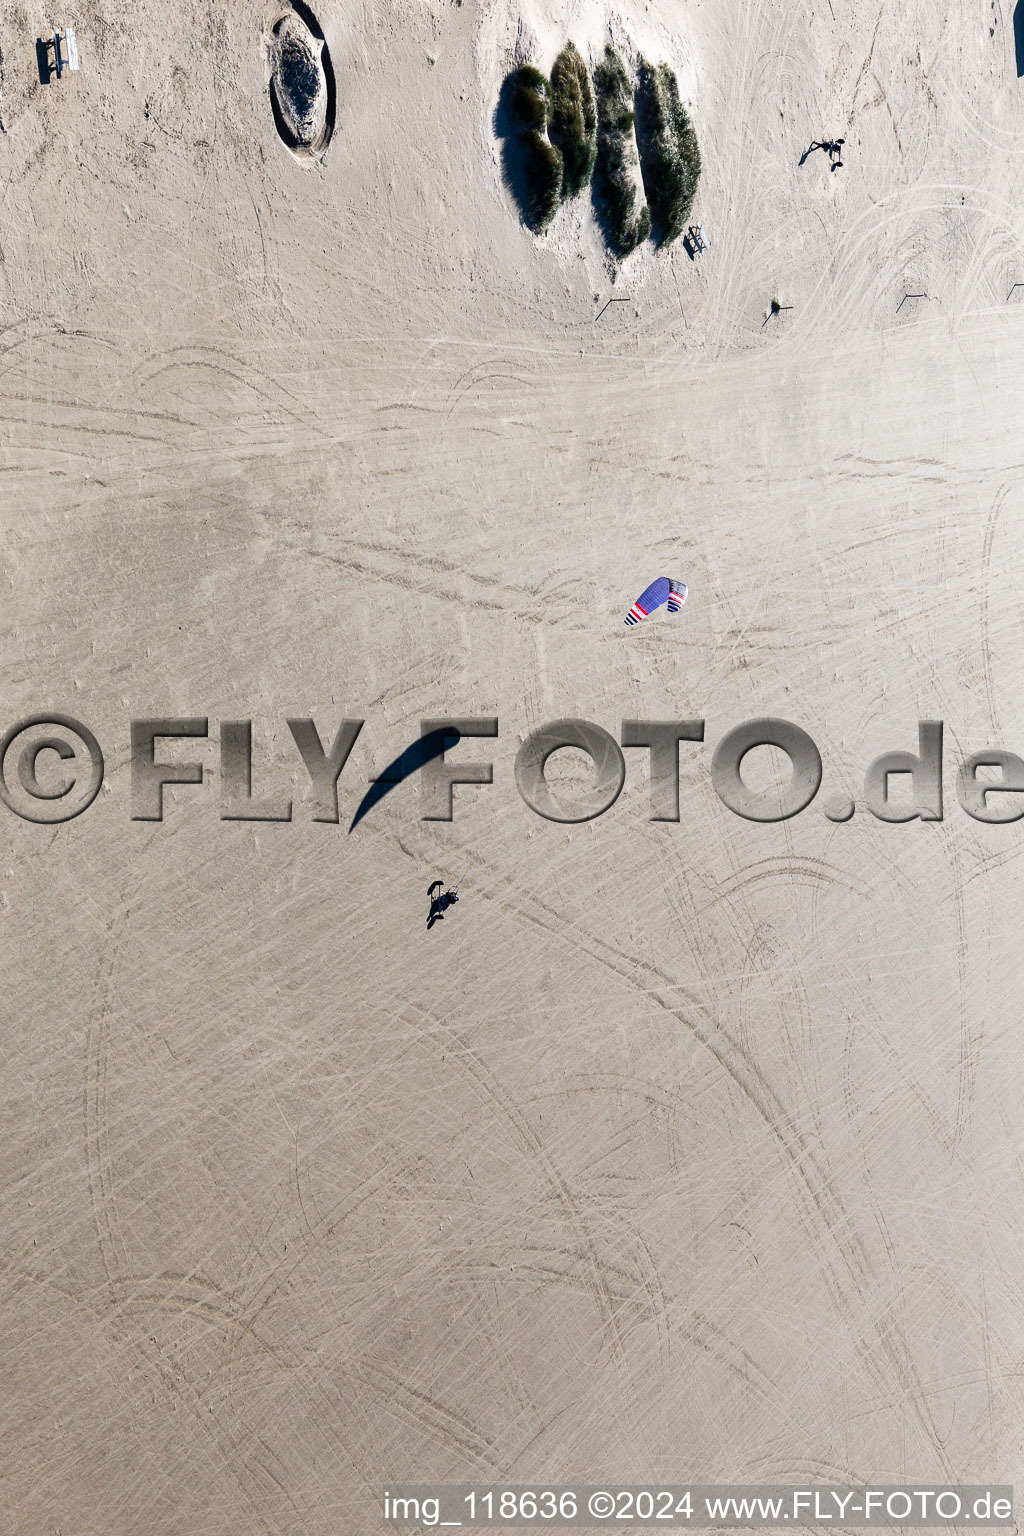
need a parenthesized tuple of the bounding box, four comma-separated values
(1, 0, 1023, 1530)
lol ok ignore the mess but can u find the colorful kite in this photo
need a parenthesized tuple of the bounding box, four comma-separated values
(625, 577, 688, 626)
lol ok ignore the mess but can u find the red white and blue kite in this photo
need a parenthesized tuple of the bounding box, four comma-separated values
(624, 577, 688, 626)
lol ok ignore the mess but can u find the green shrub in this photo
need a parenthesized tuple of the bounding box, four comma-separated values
(502, 65, 564, 232)
(509, 64, 551, 131)
(593, 48, 651, 256)
(520, 132, 563, 229)
(549, 43, 597, 198)
(635, 60, 701, 246)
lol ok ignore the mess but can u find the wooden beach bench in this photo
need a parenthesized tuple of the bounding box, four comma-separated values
(51, 27, 79, 78)
(688, 224, 709, 255)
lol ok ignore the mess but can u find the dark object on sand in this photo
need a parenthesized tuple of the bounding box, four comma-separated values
(802, 137, 845, 167)
(427, 881, 460, 929)
(349, 726, 459, 833)
(267, 3, 336, 157)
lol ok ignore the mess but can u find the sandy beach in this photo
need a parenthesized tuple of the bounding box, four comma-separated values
(1, 0, 1023, 1529)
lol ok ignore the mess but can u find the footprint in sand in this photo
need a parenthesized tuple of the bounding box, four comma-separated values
(497, 43, 701, 258)
(265, 0, 336, 159)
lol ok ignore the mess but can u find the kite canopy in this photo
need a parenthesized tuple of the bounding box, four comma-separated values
(625, 577, 688, 625)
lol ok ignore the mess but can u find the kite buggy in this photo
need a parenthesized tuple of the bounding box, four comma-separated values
(427, 881, 460, 929)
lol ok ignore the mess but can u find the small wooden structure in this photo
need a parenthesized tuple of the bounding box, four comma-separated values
(50, 27, 79, 78)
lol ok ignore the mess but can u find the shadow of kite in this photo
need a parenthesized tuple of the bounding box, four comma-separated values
(348, 726, 459, 832)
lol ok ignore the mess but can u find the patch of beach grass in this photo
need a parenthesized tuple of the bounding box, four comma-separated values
(549, 43, 597, 199)
(502, 65, 564, 232)
(635, 60, 702, 247)
(593, 48, 651, 257)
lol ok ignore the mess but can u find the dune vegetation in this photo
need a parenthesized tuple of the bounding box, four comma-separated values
(504, 64, 564, 231)
(635, 59, 702, 246)
(500, 46, 699, 256)
(548, 43, 597, 199)
(593, 47, 651, 257)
